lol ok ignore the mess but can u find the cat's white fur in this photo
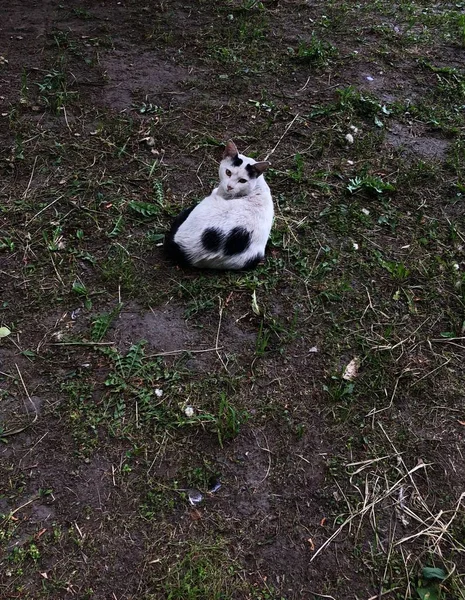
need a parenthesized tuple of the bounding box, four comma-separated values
(169, 141, 274, 270)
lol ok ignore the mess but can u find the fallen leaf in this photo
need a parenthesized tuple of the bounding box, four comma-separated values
(0, 326, 11, 338)
(307, 538, 315, 551)
(342, 357, 360, 380)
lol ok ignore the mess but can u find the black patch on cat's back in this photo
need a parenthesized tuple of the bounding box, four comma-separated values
(164, 205, 195, 266)
(224, 226, 251, 255)
(201, 227, 224, 252)
(232, 155, 243, 167)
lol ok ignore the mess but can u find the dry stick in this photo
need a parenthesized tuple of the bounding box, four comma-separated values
(431, 492, 465, 553)
(264, 113, 300, 162)
(310, 462, 428, 562)
(410, 357, 451, 387)
(378, 422, 436, 523)
(145, 346, 222, 359)
(23, 155, 38, 200)
(215, 297, 229, 373)
(49, 341, 116, 346)
(2, 365, 39, 437)
(6, 495, 41, 519)
(26, 195, 65, 225)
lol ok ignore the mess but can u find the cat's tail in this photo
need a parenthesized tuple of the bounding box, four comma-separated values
(164, 206, 195, 267)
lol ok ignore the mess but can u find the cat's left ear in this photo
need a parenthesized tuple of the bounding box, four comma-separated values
(251, 161, 271, 175)
(223, 140, 239, 159)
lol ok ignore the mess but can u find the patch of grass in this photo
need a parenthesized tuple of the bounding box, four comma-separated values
(291, 34, 338, 66)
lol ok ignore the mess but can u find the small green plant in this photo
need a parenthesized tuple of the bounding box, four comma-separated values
(128, 200, 161, 217)
(132, 101, 163, 115)
(292, 34, 338, 66)
(347, 174, 395, 195)
(90, 303, 122, 342)
(0, 238, 15, 252)
(72, 280, 92, 309)
(375, 251, 410, 281)
(216, 393, 244, 447)
(36, 67, 78, 110)
(415, 566, 446, 600)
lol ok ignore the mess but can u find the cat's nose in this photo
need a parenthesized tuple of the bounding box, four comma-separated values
(227, 185, 233, 191)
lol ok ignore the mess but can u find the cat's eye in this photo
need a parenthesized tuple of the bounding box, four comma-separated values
(225, 169, 232, 177)
(239, 178, 247, 184)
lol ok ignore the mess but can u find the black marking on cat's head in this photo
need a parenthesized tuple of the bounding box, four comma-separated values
(245, 161, 270, 179)
(223, 140, 239, 159)
(224, 226, 251, 256)
(201, 227, 224, 252)
(232, 155, 243, 167)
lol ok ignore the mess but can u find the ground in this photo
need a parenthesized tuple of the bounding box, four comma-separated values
(0, 1, 464, 599)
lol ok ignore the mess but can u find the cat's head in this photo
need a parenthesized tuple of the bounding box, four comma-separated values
(218, 140, 270, 199)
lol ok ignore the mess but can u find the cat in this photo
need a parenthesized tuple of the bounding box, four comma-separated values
(164, 140, 273, 270)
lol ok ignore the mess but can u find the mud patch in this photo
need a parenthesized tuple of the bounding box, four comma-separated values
(100, 47, 192, 110)
(113, 303, 256, 372)
(386, 122, 449, 159)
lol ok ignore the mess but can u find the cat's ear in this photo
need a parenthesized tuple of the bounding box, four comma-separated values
(253, 161, 271, 174)
(223, 140, 239, 159)
(246, 161, 270, 178)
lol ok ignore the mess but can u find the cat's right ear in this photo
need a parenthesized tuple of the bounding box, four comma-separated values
(223, 140, 239, 159)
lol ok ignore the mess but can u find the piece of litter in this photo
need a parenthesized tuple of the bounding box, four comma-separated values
(347, 159, 354, 165)
(308, 346, 318, 353)
(140, 136, 155, 147)
(187, 489, 203, 506)
(349, 125, 359, 133)
(342, 357, 360, 381)
(352, 242, 359, 250)
(70, 309, 81, 320)
(184, 406, 194, 417)
(366, 76, 374, 81)
(345, 133, 354, 144)
(208, 477, 222, 494)
(155, 388, 163, 398)
(0, 326, 11, 338)
(361, 208, 370, 216)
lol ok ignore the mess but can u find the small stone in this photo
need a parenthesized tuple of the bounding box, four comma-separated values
(345, 133, 354, 144)
(184, 406, 194, 417)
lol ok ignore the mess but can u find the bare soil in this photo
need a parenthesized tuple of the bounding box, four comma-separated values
(1, 1, 465, 599)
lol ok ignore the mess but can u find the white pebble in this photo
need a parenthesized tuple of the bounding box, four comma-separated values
(184, 406, 194, 417)
(155, 388, 163, 397)
(345, 133, 354, 144)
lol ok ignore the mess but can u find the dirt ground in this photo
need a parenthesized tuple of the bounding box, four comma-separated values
(1, 1, 465, 599)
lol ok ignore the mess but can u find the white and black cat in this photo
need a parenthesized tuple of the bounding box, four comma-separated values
(164, 140, 273, 270)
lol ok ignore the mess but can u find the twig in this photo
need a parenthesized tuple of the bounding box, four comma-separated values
(6, 495, 41, 519)
(2, 365, 39, 437)
(410, 357, 451, 387)
(48, 341, 116, 346)
(26, 194, 64, 225)
(23, 155, 38, 199)
(310, 462, 428, 562)
(264, 113, 300, 161)
(145, 345, 222, 358)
